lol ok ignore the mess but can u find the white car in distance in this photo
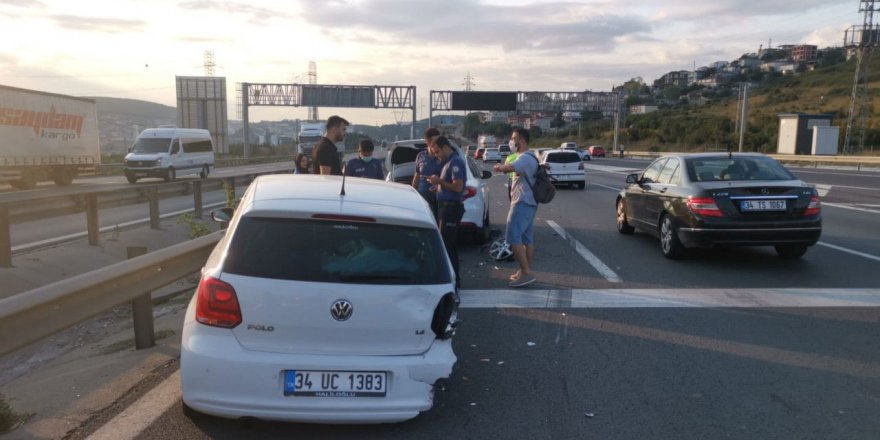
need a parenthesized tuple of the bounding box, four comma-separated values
(181, 174, 459, 423)
(542, 149, 586, 190)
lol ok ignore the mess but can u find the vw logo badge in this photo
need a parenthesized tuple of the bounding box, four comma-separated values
(330, 299, 353, 322)
(761, 188, 770, 195)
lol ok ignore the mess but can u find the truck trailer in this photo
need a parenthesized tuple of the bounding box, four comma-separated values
(0, 84, 100, 189)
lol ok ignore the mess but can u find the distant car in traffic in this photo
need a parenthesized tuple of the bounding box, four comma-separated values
(541, 149, 586, 190)
(616, 153, 822, 259)
(475, 147, 486, 160)
(588, 145, 606, 158)
(498, 143, 511, 158)
(181, 175, 459, 423)
(466, 145, 477, 157)
(483, 147, 502, 163)
(560, 142, 578, 150)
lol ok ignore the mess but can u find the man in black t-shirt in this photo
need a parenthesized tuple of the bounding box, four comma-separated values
(312, 115, 349, 175)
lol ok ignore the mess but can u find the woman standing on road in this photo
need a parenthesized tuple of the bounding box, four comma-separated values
(294, 153, 311, 174)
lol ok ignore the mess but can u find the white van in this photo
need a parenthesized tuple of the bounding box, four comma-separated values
(124, 128, 215, 183)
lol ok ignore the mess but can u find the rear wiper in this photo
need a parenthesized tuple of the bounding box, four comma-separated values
(338, 274, 410, 282)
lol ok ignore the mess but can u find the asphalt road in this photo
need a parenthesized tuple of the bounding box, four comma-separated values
(9, 156, 880, 439)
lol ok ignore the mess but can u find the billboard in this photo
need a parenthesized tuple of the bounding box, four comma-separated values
(450, 92, 517, 111)
(301, 85, 375, 108)
(176, 76, 228, 153)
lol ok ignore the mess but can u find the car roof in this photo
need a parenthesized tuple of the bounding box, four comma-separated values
(237, 174, 436, 229)
(659, 152, 770, 160)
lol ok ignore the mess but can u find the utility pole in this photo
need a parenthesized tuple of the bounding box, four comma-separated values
(462, 73, 476, 91)
(738, 83, 750, 152)
(203, 50, 215, 77)
(612, 92, 621, 153)
(308, 61, 319, 121)
(844, 0, 880, 154)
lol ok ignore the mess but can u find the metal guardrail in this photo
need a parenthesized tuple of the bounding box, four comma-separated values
(0, 169, 283, 267)
(0, 231, 223, 356)
(94, 155, 294, 175)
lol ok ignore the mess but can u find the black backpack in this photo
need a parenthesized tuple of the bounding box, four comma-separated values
(523, 152, 556, 204)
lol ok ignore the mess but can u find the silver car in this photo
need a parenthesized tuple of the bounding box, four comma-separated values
(385, 139, 494, 243)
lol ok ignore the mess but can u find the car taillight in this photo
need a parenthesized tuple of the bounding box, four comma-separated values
(196, 275, 242, 328)
(462, 186, 477, 200)
(431, 292, 460, 339)
(804, 195, 821, 216)
(687, 196, 723, 217)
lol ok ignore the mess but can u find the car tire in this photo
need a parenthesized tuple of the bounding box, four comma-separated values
(577, 181, 585, 190)
(125, 174, 138, 184)
(199, 165, 209, 179)
(775, 244, 808, 259)
(165, 167, 176, 182)
(617, 199, 635, 234)
(182, 399, 205, 420)
(659, 214, 686, 259)
(475, 211, 491, 245)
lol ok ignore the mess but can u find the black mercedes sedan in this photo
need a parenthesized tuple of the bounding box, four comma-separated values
(616, 153, 822, 259)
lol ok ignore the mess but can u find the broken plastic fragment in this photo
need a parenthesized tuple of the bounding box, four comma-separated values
(480, 358, 491, 362)
(584, 412, 595, 418)
(497, 361, 505, 365)
(526, 342, 536, 347)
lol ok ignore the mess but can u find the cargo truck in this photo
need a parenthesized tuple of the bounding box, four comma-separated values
(296, 121, 325, 156)
(0, 84, 100, 189)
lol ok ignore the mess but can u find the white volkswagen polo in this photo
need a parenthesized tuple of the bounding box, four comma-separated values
(181, 174, 459, 424)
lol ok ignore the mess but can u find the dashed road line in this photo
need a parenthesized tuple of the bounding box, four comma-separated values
(88, 371, 181, 440)
(822, 202, 880, 215)
(546, 220, 622, 283)
(590, 182, 621, 191)
(818, 241, 880, 263)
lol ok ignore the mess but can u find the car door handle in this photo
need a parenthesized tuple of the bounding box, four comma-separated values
(659, 187, 668, 193)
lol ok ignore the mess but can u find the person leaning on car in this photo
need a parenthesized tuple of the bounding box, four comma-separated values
(412, 127, 442, 221)
(344, 139, 384, 179)
(312, 115, 349, 175)
(427, 136, 466, 288)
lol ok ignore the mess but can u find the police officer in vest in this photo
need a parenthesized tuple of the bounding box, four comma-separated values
(427, 136, 466, 288)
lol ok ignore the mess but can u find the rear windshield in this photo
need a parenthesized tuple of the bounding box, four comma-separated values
(131, 138, 170, 154)
(686, 156, 796, 182)
(223, 218, 450, 285)
(544, 152, 581, 163)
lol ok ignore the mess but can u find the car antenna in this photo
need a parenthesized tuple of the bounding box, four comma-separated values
(340, 172, 346, 196)
(728, 150, 733, 160)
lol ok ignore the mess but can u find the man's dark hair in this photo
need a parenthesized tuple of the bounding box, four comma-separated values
(326, 115, 350, 130)
(514, 127, 530, 144)
(358, 139, 375, 152)
(434, 136, 451, 149)
(424, 127, 441, 141)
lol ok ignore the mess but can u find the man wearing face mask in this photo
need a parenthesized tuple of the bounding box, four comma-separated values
(492, 128, 539, 287)
(344, 139, 384, 179)
(312, 115, 349, 175)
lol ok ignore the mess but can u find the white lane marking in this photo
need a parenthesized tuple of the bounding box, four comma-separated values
(460, 288, 880, 308)
(546, 220, 622, 283)
(818, 242, 880, 263)
(88, 371, 180, 440)
(591, 183, 621, 191)
(814, 183, 832, 197)
(822, 202, 880, 215)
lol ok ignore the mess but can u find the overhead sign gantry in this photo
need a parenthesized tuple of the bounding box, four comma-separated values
(237, 83, 417, 157)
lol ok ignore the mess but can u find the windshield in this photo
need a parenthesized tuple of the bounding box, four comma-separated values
(686, 156, 796, 182)
(298, 135, 322, 144)
(130, 138, 171, 154)
(224, 218, 450, 285)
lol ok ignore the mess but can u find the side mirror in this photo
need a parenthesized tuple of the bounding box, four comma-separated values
(625, 173, 639, 185)
(210, 207, 235, 223)
(482, 170, 492, 179)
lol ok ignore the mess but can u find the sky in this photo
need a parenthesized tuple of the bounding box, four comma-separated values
(0, 0, 860, 125)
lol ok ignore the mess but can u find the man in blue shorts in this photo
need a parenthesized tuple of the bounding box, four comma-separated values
(427, 136, 466, 288)
(492, 128, 538, 287)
